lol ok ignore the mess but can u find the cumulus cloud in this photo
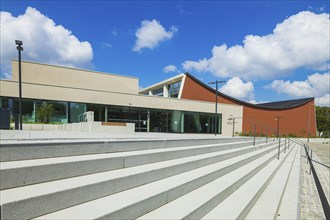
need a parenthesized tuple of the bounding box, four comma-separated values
(219, 77, 255, 101)
(163, 64, 179, 73)
(182, 11, 330, 80)
(267, 72, 330, 106)
(0, 7, 93, 78)
(133, 19, 177, 52)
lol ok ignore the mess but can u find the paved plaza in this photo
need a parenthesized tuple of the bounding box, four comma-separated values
(300, 141, 330, 220)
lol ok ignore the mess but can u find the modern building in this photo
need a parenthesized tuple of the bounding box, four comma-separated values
(0, 60, 316, 137)
(140, 73, 317, 137)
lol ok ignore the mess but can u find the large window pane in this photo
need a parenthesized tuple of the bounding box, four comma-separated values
(168, 81, 181, 98)
(87, 104, 105, 122)
(70, 102, 86, 123)
(13, 99, 35, 123)
(49, 101, 68, 123)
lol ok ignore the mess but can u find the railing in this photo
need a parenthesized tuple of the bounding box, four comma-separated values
(290, 139, 330, 220)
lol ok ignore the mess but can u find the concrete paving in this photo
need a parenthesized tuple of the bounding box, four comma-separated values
(308, 142, 330, 166)
(300, 147, 329, 220)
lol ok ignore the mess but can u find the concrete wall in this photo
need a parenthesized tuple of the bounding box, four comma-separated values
(11, 60, 139, 94)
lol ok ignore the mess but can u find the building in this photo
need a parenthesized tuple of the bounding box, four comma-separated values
(0, 60, 316, 137)
(140, 73, 317, 137)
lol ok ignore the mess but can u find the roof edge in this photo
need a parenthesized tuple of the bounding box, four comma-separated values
(184, 73, 315, 110)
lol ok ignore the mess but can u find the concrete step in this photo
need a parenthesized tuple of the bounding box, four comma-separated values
(1, 143, 277, 220)
(202, 144, 296, 219)
(276, 144, 301, 220)
(0, 137, 256, 162)
(138, 146, 290, 220)
(245, 143, 300, 219)
(35, 145, 279, 220)
(0, 140, 263, 190)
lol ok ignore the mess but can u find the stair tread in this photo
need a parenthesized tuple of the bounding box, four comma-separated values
(277, 145, 301, 220)
(0, 143, 268, 204)
(35, 147, 277, 220)
(202, 145, 297, 220)
(0, 141, 248, 169)
(245, 143, 299, 219)
(138, 149, 278, 220)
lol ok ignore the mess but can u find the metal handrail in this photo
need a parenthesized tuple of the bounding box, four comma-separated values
(290, 139, 330, 219)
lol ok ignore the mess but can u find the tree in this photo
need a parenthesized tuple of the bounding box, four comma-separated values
(37, 102, 55, 123)
(316, 106, 330, 137)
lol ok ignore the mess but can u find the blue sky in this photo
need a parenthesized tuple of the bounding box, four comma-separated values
(1, 0, 329, 106)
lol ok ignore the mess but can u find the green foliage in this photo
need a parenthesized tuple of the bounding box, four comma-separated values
(316, 106, 330, 138)
(37, 102, 55, 124)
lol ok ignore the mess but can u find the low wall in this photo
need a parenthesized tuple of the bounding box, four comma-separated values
(20, 122, 135, 134)
(22, 124, 62, 131)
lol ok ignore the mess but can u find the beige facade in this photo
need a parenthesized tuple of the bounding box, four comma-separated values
(11, 61, 139, 94)
(0, 61, 243, 136)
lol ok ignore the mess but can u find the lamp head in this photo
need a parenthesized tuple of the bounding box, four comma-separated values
(15, 40, 23, 46)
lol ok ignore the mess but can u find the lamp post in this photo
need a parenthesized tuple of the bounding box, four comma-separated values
(228, 116, 242, 137)
(15, 40, 23, 130)
(307, 104, 314, 143)
(208, 80, 226, 135)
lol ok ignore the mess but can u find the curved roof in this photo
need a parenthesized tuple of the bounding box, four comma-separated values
(185, 73, 314, 110)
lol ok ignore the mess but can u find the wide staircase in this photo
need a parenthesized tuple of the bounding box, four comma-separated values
(0, 137, 301, 219)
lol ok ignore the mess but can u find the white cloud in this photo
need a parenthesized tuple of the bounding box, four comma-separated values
(133, 19, 177, 52)
(219, 77, 255, 101)
(0, 7, 93, 78)
(267, 72, 330, 106)
(163, 64, 178, 73)
(249, 100, 269, 104)
(315, 94, 330, 106)
(182, 11, 330, 80)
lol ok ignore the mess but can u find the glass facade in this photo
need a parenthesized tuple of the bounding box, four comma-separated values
(168, 81, 181, 98)
(152, 88, 163, 96)
(70, 102, 86, 123)
(0, 96, 222, 134)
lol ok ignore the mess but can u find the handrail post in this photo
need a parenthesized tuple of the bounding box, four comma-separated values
(278, 137, 281, 159)
(253, 123, 256, 146)
(284, 138, 286, 153)
(310, 150, 313, 175)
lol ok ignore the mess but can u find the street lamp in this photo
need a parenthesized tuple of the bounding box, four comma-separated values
(15, 40, 23, 130)
(228, 116, 242, 137)
(308, 104, 314, 143)
(208, 80, 226, 135)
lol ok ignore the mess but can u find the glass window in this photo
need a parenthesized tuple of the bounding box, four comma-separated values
(168, 81, 181, 98)
(70, 102, 86, 123)
(107, 106, 148, 132)
(49, 101, 68, 123)
(13, 99, 35, 123)
(87, 104, 105, 122)
(152, 88, 163, 96)
(0, 97, 10, 109)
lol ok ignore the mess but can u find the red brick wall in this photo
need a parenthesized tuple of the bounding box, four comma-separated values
(181, 75, 317, 137)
